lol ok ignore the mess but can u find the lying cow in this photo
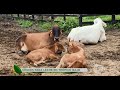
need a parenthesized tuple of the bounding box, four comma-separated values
(16, 24, 62, 56)
(25, 42, 65, 66)
(56, 41, 86, 68)
(67, 18, 107, 44)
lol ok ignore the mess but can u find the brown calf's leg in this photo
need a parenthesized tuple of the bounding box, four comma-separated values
(49, 54, 59, 60)
(56, 60, 67, 68)
(33, 57, 46, 66)
(67, 61, 83, 68)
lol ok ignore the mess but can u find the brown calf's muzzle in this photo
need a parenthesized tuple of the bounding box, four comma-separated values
(54, 43, 65, 54)
(55, 50, 62, 54)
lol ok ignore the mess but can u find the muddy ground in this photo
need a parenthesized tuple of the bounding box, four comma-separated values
(0, 18, 120, 76)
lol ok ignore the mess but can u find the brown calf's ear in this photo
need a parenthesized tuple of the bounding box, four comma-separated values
(68, 38, 70, 42)
(64, 42, 69, 46)
(69, 42, 74, 47)
(69, 42, 73, 47)
(64, 42, 67, 45)
(72, 43, 74, 47)
(80, 43, 85, 48)
(55, 45, 59, 52)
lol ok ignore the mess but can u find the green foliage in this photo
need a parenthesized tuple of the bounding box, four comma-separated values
(16, 15, 120, 33)
(115, 15, 120, 20)
(113, 22, 120, 29)
(55, 17, 79, 34)
(106, 22, 120, 29)
(54, 17, 64, 22)
(17, 19, 33, 28)
(37, 17, 79, 34)
(83, 15, 112, 22)
(38, 22, 52, 31)
(106, 23, 113, 29)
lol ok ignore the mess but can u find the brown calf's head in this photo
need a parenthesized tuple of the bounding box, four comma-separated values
(49, 24, 62, 42)
(67, 41, 84, 54)
(15, 34, 29, 56)
(47, 42, 65, 54)
(54, 42, 65, 54)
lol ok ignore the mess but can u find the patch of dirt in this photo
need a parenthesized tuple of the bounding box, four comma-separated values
(90, 50, 120, 60)
(0, 19, 120, 76)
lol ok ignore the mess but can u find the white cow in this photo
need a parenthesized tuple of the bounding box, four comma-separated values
(67, 18, 107, 44)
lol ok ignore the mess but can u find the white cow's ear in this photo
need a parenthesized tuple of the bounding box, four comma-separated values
(102, 22, 107, 27)
(94, 20, 98, 24)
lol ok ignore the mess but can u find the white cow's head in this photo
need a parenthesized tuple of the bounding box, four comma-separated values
(94, 18, 107, 27)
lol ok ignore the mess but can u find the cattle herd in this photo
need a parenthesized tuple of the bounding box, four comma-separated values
(15, 18, 107, 68)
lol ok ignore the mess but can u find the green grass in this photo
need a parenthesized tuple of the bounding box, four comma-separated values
(16, 19, 33, 28)
(54, 17, 64, 22)
(106, 22, 120, 30)
(38, 21, 52, 31)
(83, 15, 112, 22)
(115, 15, 120, 20)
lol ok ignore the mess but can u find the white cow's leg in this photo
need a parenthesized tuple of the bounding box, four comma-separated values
(99, 32, 106, 42)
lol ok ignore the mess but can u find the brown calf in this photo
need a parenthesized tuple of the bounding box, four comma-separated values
(56, 41, 86, 68)
(25, 42, 65, 66)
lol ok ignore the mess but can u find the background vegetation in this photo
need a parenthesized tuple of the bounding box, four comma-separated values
(16, 15, 120, 34)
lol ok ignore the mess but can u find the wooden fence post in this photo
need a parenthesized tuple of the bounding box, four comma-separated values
(32, 14, 34, 20)
(63, 14, 66, 21)
(79, 14, 82, 26)
(112, 14, 116, 24)
(11, 14, 13, 18)
(51, 14, 54, 21)
(17, 14, 19, 17)
(41, 15, 43, 21)
(50, 14, 55, 25)
(11, 14, 13, 17)
(23, 14, 26, 19)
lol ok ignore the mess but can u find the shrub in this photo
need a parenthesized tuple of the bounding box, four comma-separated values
(38, 22, 52, 31)
(17, 19, 33, 28)
(55, 17, 79, 34)
(106, 22, 120, 30)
